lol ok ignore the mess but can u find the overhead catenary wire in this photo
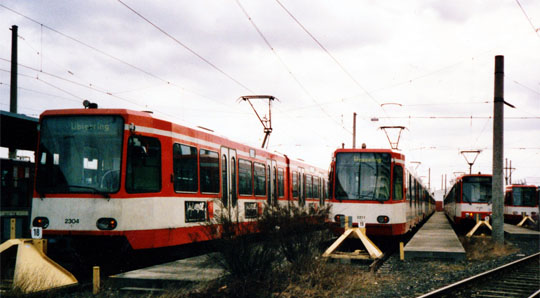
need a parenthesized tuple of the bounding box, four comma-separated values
(1, 66, 253, 122)
(234, 0, 351, 134)
(274, 0, 386, 113)
(0, 79, 87, 104)
(371, 115, 539, 120)
(514, 0, 540, 39)
(1, 4, 338, 149)
(0, 4, 176, 86)
(117, 0, 254, 94)
(0, 3, 230, 106)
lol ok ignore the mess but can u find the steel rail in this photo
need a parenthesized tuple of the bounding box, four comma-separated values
(417, 252, 540, 298)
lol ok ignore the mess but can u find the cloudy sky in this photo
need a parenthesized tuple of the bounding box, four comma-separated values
(1, 0, 539, 191)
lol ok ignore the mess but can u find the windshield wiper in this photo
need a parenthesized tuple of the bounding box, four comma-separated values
(358, 194, 386, 202)
(67, 185, 110, 199)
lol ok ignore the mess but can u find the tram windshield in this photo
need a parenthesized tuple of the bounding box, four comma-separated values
(36, 115, 124, 195)
(513, 187, 537, 206)
(335, 152, 391, 201)
(462, 176, 492, 203)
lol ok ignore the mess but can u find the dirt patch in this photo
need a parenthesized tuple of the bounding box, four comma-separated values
(460, 236, 519, 261)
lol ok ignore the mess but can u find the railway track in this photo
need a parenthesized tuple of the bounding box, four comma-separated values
(418, 252, 540, 298)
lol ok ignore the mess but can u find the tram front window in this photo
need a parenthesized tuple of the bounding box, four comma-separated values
(462, 176, 492, 203)
(335, 152, 391, 201)
(36, 115, 124, 194)
(513, 187, 536, 206)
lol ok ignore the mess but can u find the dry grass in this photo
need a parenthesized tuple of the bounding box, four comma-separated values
(279, 259, 393, 297)
(461, 235, 519, 261)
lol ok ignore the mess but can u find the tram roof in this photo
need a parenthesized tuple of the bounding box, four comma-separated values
(0, 110, 38, 151)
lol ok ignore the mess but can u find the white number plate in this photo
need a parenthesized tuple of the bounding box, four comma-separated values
(31, 227, 43, 239)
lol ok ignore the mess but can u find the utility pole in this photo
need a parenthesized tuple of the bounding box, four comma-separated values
(444, 174, 447, 194)
(492, 55, 505, 246)
(505, 159, 508, 185)
(428, 168, 431, 190)
(504, 159, 516, 185)
(352, 112, 357, 149)
(509, 160, 514, 185)
(9, 25, 18, 159)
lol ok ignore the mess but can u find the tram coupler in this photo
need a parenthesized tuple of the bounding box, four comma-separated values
(466, 214, 492, 237)
(323, 226, 383, 260)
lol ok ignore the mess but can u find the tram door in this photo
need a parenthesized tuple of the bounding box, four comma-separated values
(266, 160, 278, 206)
(220, 147, 237, 215)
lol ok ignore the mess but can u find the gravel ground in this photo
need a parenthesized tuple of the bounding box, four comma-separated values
(275, 228, 539, 298)
(12, 227, 536, 297)
(366, 235, 539, 298)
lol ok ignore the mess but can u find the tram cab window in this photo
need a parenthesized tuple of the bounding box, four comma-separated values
(36, 115, 123, 194)
(126, 135, 161, 193)
(200, 149, 219, 193)
(173, 143, 198, 192)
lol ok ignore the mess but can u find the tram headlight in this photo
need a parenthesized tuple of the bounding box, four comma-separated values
(97, 218, 117, 230)
(32, 217, 49, 229)
(377, 215, 389, 224)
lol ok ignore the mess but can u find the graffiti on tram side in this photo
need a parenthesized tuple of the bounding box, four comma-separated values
(185, 201, 207, 222)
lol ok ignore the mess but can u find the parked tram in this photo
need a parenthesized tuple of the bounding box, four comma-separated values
(30, 107, 327, 251)
(504, 184, 538, 224)
(327, 148, 435, 237)
(444, 174, 492, 227)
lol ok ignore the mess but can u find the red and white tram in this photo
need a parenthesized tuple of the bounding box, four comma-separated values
(444, 174, 492, 227)
(31, 107, 327, 251)
(504, 184, 538, 224)
(327, 148, 435, 237)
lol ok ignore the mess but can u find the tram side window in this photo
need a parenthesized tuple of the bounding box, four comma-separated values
(313, 176, 320, 199)
(414, 179, 419, 206)
(292, 171, 299, 198)
(278, 168, 284, 198)
(126, 136, 161, 193)
(328, 170, 333, 200)
(306, 175, 313, 198)
(254, 162, 266, 196)
(173, 143, 198, 192)
(393, 165, 403, 201)
(200, 149, 219, 193)
(407, 174, 412, 206)
(231, 157, 237, 207)
(504, 191, 511, 205)
(446, 186, 456, 204)
(323, 179, 329, 200)
(238, 159, 253, 195)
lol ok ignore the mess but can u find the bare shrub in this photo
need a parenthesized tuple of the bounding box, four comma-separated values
(203, 203, 281, 297)
(201, 201, 332, 296)
(258, 203, 332, 271)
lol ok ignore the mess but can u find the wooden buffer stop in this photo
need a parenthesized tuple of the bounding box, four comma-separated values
(466, 214, 493, 238)
(322, 216, 383, 261)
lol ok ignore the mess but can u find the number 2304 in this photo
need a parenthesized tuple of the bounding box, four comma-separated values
(65, 218, 79, 224)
